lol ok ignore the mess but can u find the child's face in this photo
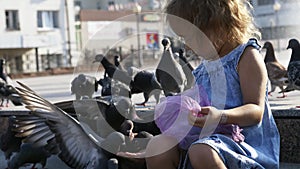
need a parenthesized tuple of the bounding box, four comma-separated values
(167, 15, 219, 60)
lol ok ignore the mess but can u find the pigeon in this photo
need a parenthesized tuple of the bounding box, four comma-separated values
(156, 38, 187, 96)
(0, 59, 7, 83)
(114, 55, 126, 72)
(0, 116, 51, 169)
(281, 39, 300, 107)
(130, 69, 162, 106)
(93, 54, 132, 86)
(177, 49, 195, 90)
(13, 81, 111, 169)
(0, 116, 22, 160)
(71, 74, 99, 100)
(98, 75, 131, 98)
(262, 41, 289, 98)
(8, 143, 51, 169)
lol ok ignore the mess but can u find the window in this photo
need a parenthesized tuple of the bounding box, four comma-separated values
(257, 0, 275, 5)
(37, 11, 59, 29)
(5, 10, 20, 30)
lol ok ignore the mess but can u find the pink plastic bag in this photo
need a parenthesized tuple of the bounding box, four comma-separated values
(154, 95, 202, 145)
(154, 93, 244, 150)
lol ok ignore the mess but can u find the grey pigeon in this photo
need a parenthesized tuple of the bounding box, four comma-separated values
(130, 69, 162, 106)
(114, 55, 125, 72)
(0, 59, 7, 83)
(262, 41, 289, 98)
(71, 74, 98, 100)
(156, 38, 187, 96)
(93, 54, 132, 86)
(8, 143, 51, 169)
(0, 116, 22, 160)
(0, 116, 51, 169)
(280, 39, 300, 107)
(14, 81, 110, 169)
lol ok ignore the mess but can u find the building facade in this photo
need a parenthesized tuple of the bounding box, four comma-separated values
(252, 0, 300, 51)
(0, 0, 77, 74)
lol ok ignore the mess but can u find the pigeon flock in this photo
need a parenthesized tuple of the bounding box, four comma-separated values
(0, 37, 299, 168)
(261, 39, 300, 108)
(0, 38, 196, 169)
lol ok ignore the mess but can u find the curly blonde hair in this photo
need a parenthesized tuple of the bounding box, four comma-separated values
(165, 0, 261, 45)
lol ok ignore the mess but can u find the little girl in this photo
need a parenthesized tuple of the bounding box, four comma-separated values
(145, 0, 280, 169)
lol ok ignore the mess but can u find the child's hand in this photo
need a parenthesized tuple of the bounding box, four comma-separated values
(188, 106, 221, 127)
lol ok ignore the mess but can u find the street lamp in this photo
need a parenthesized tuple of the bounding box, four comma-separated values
(133, 3, 143, 67)
(74, 5, 82, 50)
(273, 1, 281, 52)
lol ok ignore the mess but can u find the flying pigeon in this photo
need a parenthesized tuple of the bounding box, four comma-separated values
(71, 74, 99, 100)
(281, 39, 300, 107)
(13, 81, 111, 169)
(156, 38, 187, 96)
(177, 49, 195, 90)
(262, 41, 289, 98)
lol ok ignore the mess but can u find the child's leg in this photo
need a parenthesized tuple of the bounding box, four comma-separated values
(146, 135, 180, 169)
(188, 143, 226, 169)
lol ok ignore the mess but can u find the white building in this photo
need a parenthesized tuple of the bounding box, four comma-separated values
(0, 0, 77, 74)
(252, 0, 300, 51)
(74, 0, 162, 11)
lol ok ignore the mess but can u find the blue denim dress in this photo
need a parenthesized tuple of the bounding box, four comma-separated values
(184, 39, 280, 169)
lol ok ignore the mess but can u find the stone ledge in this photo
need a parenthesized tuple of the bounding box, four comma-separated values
(272, 109, 300, 163)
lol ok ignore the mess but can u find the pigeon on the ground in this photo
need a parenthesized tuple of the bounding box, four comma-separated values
(281, 39, 300, 107)
(0, 116, 51, 169)
(8, 143, 51, 169)
(177, 49, 195, 90)
(0, 59, 7, 83)
(262, 41, 289, 98)
(114, 55, 126, 72)
(130, 69, 162, 106)
(71, 73, 98, 100)
(0, 116, 22, 160)
(93, 54, 132, 86)
(156, 38, 187, 96)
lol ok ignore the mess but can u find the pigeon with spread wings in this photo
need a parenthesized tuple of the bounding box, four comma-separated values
(13, 81, 116, 169)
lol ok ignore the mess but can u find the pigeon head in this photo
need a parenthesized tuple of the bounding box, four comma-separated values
(93, 54, 105, 63)
(120, 120, 134, 136)
(287, 39, 300, 49)
(162, 38, 171, 51)
(262, 41, 273, 50)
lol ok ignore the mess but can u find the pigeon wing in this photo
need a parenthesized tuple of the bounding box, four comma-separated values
(15, 81, 108, 169)
(266, 62, 287, 80)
